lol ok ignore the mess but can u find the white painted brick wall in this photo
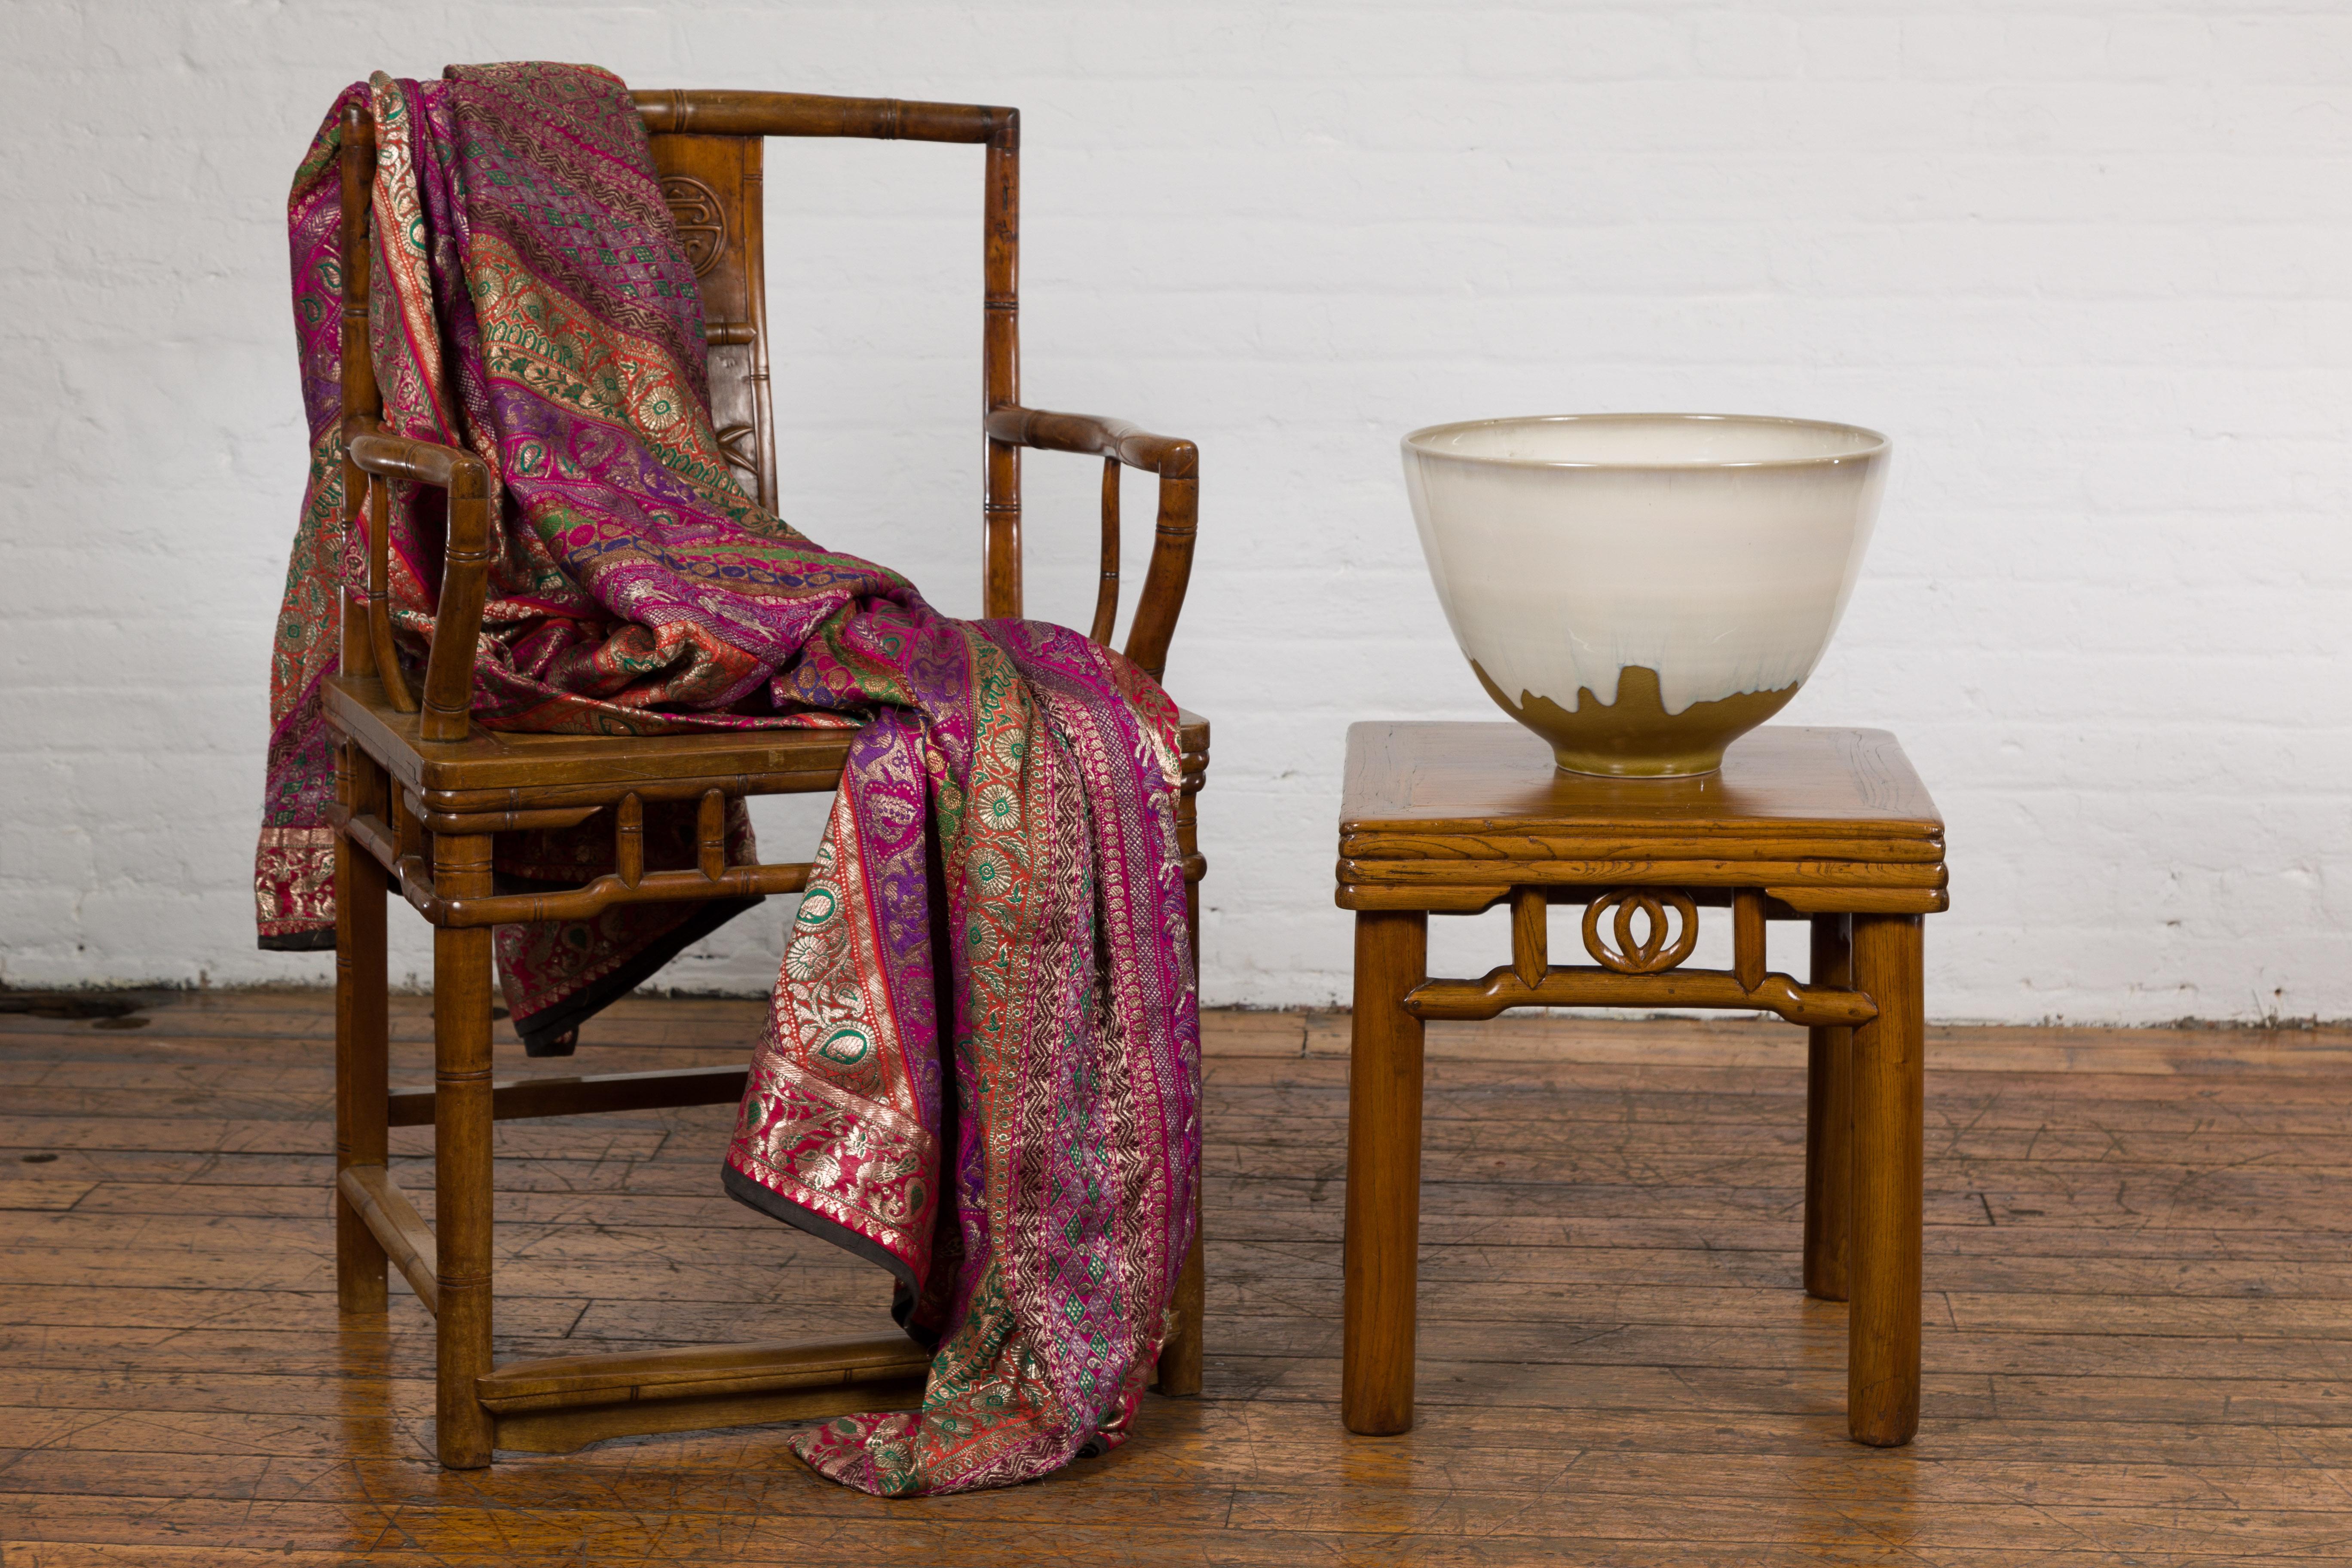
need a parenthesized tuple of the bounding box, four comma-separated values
(4, 0, 2348, 1023)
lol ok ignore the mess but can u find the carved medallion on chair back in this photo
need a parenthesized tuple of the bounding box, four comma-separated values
(646, 134, 774, 510)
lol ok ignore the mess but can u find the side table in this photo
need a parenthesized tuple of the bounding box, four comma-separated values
(1335, 722, 1947, 1446)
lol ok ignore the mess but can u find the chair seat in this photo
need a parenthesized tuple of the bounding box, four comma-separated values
(326, 675, 1208, 814)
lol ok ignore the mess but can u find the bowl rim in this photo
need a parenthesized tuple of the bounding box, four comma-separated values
(1401, 411, 1891, 471)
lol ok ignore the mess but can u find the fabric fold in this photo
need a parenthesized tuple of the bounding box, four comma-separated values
(260, 61, 1197, 1495)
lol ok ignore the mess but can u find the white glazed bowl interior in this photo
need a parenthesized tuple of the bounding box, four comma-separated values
(1403, 413, 1890, 776)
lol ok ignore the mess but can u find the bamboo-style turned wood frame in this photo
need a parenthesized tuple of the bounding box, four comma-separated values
(324, 89, 1207, 1470)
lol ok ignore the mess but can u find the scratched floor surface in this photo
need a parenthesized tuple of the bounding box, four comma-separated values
(6, 992, 2352, 1565)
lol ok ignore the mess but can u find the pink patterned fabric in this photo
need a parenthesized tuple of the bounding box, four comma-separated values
(260, 65, 1197, 1494)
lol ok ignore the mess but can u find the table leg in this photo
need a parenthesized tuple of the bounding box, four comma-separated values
(1849, 912, 1924, 1446)
(1804, 913, 1853, 1302)
(1343, 910, 1427, 1436)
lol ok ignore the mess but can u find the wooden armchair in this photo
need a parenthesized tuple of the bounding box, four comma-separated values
(325, 89, 1207, 1470)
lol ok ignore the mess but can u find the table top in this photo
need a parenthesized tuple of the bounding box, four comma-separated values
(1337, 724, 1946, 915)
(1344, 723, 1940, 836)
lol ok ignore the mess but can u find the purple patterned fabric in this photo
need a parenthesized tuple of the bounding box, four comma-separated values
(260, 64, 1198, 1494)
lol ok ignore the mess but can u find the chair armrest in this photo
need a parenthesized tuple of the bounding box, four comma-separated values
(982, 405, 1200, 683)
(346, 427, 493, 743)
(983, 405, 1197, 478)
(348, 428, 490, 494)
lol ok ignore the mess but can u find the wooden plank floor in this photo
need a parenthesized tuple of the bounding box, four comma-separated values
(7, 992, 2352, 1565)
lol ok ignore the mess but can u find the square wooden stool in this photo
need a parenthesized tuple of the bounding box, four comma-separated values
(1335, 722, 1947, 1446)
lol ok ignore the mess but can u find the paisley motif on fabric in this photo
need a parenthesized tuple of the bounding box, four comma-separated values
(259, 62, 1197, 1496)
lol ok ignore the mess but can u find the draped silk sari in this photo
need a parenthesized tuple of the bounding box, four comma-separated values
(256, 62, 1198, 1496)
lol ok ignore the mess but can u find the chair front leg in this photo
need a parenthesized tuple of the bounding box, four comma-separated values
(433, 831, 498, 1468)
(1156, 735, 1209, 1397)
(334, 741, 390, 1314)
(1157, 1204, 1206, 1397)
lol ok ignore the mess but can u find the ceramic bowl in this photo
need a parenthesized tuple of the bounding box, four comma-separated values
(1403, 413, 1889, 777)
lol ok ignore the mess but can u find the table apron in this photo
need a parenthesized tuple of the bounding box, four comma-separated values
(1338, 857, 1947, 889)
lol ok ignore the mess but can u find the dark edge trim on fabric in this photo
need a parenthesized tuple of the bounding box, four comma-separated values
(512, 896, 763, 1053)
(721, 1162, 921, 1301)
(259, 929, 337, 953)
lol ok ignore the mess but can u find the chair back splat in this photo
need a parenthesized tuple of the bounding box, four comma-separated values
(630, 91, 1020, 604)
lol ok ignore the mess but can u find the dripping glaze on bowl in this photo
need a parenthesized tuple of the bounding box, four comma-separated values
(1402, 412, 1890, 777)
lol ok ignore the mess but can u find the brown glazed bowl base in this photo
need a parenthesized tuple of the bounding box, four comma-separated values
(1471, 662, 1801, 779)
